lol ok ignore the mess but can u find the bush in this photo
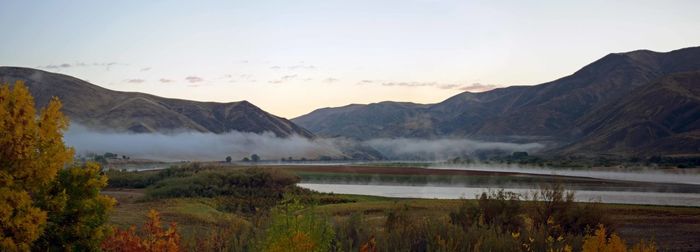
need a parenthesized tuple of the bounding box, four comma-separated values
(101, 209, 181, 252)
(259, 197, 334, 252)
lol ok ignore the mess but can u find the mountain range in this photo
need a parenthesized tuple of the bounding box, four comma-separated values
(0, 67, 312, 138)
(293, 46, 700, 156)
(2, 46, 699, 157)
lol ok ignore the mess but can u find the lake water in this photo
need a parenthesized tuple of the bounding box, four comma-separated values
(298, 165, 700, 207)
(298, 183, 700, 206)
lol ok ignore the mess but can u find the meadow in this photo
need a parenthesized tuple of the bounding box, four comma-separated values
(103, 163, 700, 251)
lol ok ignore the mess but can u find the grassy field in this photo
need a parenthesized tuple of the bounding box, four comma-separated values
(104, 189, 700, 251)
(103, 164, 700, 251)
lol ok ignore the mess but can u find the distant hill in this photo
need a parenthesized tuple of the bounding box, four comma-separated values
(0, 67, 313, 138)
(562, 71, 700, 156)
(293, 46, 700, 156)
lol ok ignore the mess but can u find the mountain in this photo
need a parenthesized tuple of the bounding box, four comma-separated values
(292, 102, 431, 139)
(293, 46, 700, 156)
(0, 67, 313, 137)
(561, 71, 700, 156)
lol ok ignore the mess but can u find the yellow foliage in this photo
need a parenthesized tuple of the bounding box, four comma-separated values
(0, 81, 74, 251)
(583, 225, 656, 252)
(629, 239, 657, 252)
(265, 231, 316, 252)
(101, 209, 181, 252)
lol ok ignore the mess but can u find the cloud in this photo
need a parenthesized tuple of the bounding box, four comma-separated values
(437, 84, 462, 89)
(239, 74, 253, 79)
(42, 63, 72, 69)
(287, 64, 316, 70)
(367, 81, 497, 92)
(381, 81, 436, 87)
(270, 66, 281, 70)
(140, 67, 151, 72)
(39, 62, 124, 71)
(268, 75, 299, 84)
(126, 79, 145, 84)
(459, 83, 497, 92)
(185, 76, 204, 83)
(323, 77, 339, 83)
(159, 78, 173, 83)
(65, 124, 343, 161)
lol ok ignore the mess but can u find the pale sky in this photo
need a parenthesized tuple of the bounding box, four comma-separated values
(1, 0, 699, 118)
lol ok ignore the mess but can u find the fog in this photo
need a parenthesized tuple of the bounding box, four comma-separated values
(363, 138, 544, 160)
(434, 164, 700, 186)
(64, 124, 545, 161)
(65, 124, 343, 161)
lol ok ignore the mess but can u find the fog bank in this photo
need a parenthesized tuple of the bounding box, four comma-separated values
(363, 138, 544, 160)
(65, 124, 545, 161)
(65, 124, 343, 161)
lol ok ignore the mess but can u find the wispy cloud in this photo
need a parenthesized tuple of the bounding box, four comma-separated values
(367, 80, 497, 92)
(287, 64, 316, 70)
(140, 67, 151, 72)
(323, 77, 339, 83)
(459, 83, 497, 92)
(270, 66, 281, 70)
(268, 75, 298, 84)
(381, 81, 436, 87)
(437, 84, 462, 89)
(185, 76, 204, 83)
(39, 62, 123, 71)
(125, 79, 145, 84)
(159, 78, 173, 83)
(41, 63, 72, 69)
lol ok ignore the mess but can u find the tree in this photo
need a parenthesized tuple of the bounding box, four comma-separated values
(33, 162, 116, 251)
(0, 81, 74, 250)
(225, 156, 232, 163)
(251, 154, 260, 162)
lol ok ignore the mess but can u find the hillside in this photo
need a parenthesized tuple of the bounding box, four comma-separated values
(0, 67, 313, 137)
(293, 46, 700, 156)
(561, 71, 700, 156)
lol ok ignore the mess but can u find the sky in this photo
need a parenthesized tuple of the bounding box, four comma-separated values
(1, 0, 699, 118)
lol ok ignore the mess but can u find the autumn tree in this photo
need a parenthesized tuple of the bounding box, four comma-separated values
(0, 81, 74, 250)
(1, 81, 114, 250)
(33, 162, 116, 251)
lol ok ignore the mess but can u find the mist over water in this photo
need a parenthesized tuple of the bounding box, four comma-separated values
(363, 138, 544, 160)
(65, 124, 343, 161)
(64, 124, 545, 161)
(433, 164, 700, 185)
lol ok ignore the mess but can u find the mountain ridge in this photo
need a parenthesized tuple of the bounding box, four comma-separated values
(0, 67, 314, 138)
(293, 46, 700, 156)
